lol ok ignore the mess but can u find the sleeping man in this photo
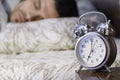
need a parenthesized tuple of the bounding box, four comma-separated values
(10, 0, 78, 22)
(9, 0, 120, 38)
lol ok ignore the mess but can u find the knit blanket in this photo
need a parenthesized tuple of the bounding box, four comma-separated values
(0, 18, 120, 80)
(0, 50, 79, 80)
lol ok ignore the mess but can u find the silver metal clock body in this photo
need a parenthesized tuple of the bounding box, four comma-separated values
(75, 32, 117, 70)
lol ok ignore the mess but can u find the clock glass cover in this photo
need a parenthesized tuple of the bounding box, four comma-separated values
(76, 33, 109, 68)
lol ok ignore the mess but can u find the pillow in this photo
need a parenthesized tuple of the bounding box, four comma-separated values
(0, 1, 8, 30)
(0, 18, 78, 54)
(2, 0, 20, 17)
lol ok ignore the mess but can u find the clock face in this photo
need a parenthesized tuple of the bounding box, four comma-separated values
(76, 33, 107, 68)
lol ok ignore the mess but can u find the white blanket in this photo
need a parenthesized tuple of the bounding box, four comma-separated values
(0, 48, 120, 80)
(0, 18, 79, 80)
(0, 50, 79, 80)
(0, 18, 120, 80)
(0, 18, 77, 54)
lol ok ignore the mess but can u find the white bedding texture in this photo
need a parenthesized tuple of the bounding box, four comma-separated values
(0, 50, 79, 80)
(0, 0, 120, 80)
(0, 18, 77, 54)
(0, 18, 79, 80)
(0, 18, 120, 80)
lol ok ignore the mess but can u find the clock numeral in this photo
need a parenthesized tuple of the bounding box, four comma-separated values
(96, 58, 99, 62)
(91, 60, 94, 63)
(99, 44, 102, 47)
(85, 40, 89, 43)
(99, 54, 102, 58)
(82, 55, 85, 58)
(96, 40, 98, 43)
(81, 45, 86, 48)
(91, 39, 94, 43)
(101, 49, 104, 53)
(80, 50, 83, 54)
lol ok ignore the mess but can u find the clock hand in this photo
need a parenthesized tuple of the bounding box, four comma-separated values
(87, 39, 93, 61)
(87, 39, 97, 61)
(87, 49, 95, 61)
(87, 51, 91, 61)
(92, 40, 98, 49)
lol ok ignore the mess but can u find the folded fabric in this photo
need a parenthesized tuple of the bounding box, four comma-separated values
(2, 0, 20, 18)
(0, 1, 8, 30)
(0, 18, 77, 54)
(0, 50, 79, 80)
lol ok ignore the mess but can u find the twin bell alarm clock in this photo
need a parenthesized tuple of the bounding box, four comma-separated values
(74, 11, 117, 72)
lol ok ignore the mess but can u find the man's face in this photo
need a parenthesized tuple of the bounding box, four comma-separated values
(10, 0, 59, 22)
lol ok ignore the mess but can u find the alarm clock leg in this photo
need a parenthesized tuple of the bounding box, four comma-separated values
(104, 65, 111, 73)
(78, 66, 83, 72)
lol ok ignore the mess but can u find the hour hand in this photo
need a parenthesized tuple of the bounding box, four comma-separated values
(87, 55, 91, 61)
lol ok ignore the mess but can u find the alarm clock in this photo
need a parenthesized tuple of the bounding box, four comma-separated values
(74, 11, 117, 72)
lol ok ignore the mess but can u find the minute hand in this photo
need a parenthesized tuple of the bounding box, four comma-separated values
(87, 39, 93, 61)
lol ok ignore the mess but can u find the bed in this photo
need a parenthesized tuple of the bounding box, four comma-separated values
(0, 0, 120, 80)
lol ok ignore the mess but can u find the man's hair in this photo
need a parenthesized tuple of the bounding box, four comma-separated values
(55, 0, 78, 17)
